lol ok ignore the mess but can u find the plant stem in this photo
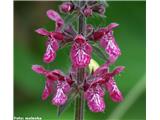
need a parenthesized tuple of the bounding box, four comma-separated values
(74, 6, 86, 120)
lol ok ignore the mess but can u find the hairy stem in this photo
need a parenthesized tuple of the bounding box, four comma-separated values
(74, 4, 86, 120)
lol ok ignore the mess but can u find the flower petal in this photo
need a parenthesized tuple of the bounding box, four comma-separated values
(85, 84, 104, 101)
(43, 38, 59, 63)
(35, 28, 49, 36)
(47, 10, 64, 32)
(42, 79, 54, 100)
(46, 70, 61, 81)
(100, 33, 121, 63)
(90, 77, 105, 89)
(43, 43, 56, 63)
(105, 23, 119, 33)
(93, 63, 109, 77)
(32, 65, 47, 75)
(106, 78, 123, 102)
(93, 28, 106, 40)
(52, 88, 67, 105)
(88, 93, 105, 112)
(50, 32, 64, 40)
(93, 23, 119, 40)
(105, 23, 119, 32)
(111, 66, 125, 76)
(57, 79, 71, 93)
(71, 35, 92, 68)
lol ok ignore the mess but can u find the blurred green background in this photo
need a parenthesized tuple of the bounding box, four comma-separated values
(14, 1, 146, 120)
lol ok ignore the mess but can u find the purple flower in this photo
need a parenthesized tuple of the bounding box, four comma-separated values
(32, 65, 72, 105)
(93, 63, 109, 77)
(105, 66, 124, 102)
(94, 23, 121, 63)
(42, 79, 54, 100)
(84, 84, 105, 112)
(93, 64, 124, 102)
(60, 2, 74, 13)
(35, 10, 64, 63)
(70, 34, 92, 68)
(106, 78, 123, 102)
(52, 79, 71, 105)
(32, 65, 59, 100)
(47, 10, 64, 32)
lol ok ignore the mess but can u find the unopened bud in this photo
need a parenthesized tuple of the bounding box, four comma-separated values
(83, 7, 93, 17)
(93, 4, 105, 15)
(60, 2, 74, 13)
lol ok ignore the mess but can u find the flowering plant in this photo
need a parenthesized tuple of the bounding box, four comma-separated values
(32, 1, 124, 120)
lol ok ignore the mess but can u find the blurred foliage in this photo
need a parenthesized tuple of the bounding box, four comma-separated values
(14, 1, 146, 120)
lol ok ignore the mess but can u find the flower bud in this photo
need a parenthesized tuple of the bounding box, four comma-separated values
(93, 4, 105, 15)
(83, 7, 93, 17)
(60, 2, 74, 13)
(86, 24, 93, 34)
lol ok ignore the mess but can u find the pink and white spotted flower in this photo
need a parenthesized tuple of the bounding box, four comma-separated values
(70, 34, 92, 68)
(35, 10, 64, 63)
(91, 64, 124, 105)
(84, 84, 105, 112)
(52, 79, 71, 105)
(32, 65, 72, 105)
(94, 23, 121, 63)
(32, 65, 60, 100)
(106, 78, 123, 102)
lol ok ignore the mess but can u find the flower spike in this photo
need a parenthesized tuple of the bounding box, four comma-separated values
(33, 1, 125, 114)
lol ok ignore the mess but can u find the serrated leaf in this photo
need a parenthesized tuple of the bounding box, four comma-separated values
(57, 88, 79, 117)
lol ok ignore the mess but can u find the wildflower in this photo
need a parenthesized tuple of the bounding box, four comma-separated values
(32, 1, 125, 116)
(32, 65, 72, 105)
(104, 66, 124, 102)
(70, 34, 92, 68)
(52, 78, 71, 105)
(106, 78, 123, 102)
(94, 23, 121, 63)
(96, 64, 124, 102)
(85, 83, 105, 112)
(32, 65, 59, 100)
(35, 10, 64, 63)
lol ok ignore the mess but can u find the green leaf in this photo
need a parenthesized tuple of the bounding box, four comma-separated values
(63, 13, 77, 26)
(57, 88, 79, 117)
(91, 43, 108, 62)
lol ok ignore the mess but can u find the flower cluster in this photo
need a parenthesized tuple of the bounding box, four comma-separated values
(32, 1, 124, 113)
(60, 1, 105, 17)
